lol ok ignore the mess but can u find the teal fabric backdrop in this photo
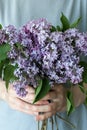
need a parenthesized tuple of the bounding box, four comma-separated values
(0, 0, 87, 31)
(0, 0, 87, 130)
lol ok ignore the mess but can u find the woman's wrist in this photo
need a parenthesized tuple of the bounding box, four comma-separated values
(0, 79, 7, 101)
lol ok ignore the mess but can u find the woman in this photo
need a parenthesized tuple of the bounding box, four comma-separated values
(0, 0, 87, 130)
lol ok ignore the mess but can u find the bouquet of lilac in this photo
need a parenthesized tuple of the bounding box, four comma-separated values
(0, 13, 87, 130)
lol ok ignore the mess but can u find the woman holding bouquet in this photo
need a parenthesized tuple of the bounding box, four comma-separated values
(0, 0, 87, 130)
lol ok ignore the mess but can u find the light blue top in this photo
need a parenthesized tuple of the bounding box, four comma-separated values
(0, 0, 87, 130)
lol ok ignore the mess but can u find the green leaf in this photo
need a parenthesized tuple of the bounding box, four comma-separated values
(0, 59, 10, 78)
(79, 82, 86, 94)
(79, 62, 87, 83)
(79, 82, 87, 95)
(0, 61, 5, 77)
(33, 78, 51, 103)
(34, 79, 42, 100)
(56, 25, 62, 31)
(0, 54, 7, 62)
(66, 97, 71, 114)
(66, 91, 75, 115)
(0, 24, 2, 29)
(15, 42, 26, 58)
(80, 55, 87, 63)
(79, 82, 87, 106)
(0, 43, 11, 54)
(15, 42, 23, 50)
(3, 64, 18, 89)
(60, 13, 70, 31)
(63, 80, 73, 88)
(70, 17, 81, 28)
(50, 26, 57, 32)
(0, 44, 11, 62)
(84, 96, 87, 106)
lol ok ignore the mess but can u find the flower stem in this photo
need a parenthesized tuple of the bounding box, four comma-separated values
(55, 115, 59, 130)
(38, 121, 40, 130)
(41, 120, 47, 130)
(46, 119, 48, 130)
(56, 114, 76, 128)
(51, 117, 54, 130)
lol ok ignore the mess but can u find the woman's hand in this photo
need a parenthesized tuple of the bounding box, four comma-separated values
(0, 80, 67, 120)
(1, 79, 86, 121)
(35, 83, 87, 121)
(0, 80, 48, 116)
(35, 84, 67, 121)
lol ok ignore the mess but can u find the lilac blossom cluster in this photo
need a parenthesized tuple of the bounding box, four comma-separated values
(4, 19, 87, 97)
(0, 28, 8, 44)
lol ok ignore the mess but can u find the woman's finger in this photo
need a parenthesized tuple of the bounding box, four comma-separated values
(35, 111, 56, 121)
(31, 102, 58, 113)
(19, 93, 35, 103)
(42, 90, 57, 100)
(25, 86, 35, 94)
(8, 84, 35, 103)
(8, 96, 38, 115)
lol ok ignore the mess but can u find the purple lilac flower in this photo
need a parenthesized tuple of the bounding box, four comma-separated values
(5, 25, 19, 45)
(13, 80, 28, 97)
(39, 30, 84, 85)
(10, 21, 45, 96)
(0, 29, 8, 44)
(5, 25, 19, 59)
(75, 32, 87, 55)
(5, 19, 87, 97)
(64, 28, 87, 55)
(24, 18, 52, 45)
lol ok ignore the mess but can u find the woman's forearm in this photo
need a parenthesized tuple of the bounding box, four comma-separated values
(0, 79, 7, 100)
